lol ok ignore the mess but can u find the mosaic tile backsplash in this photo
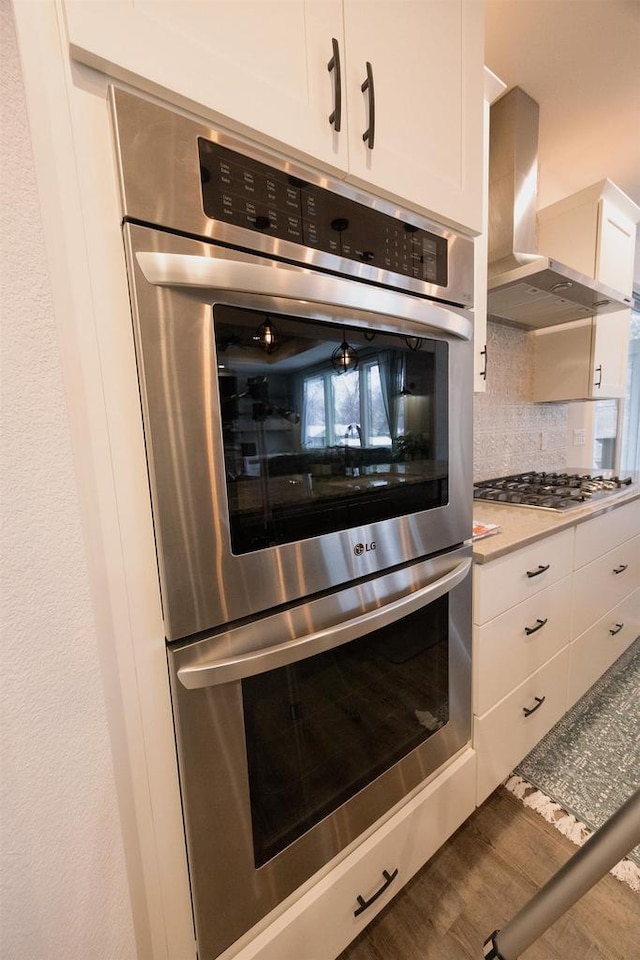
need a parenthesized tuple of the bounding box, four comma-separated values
(473, 320, 569, 482)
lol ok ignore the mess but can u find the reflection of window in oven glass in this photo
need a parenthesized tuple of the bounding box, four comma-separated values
(302, 360, 405, 449)
(214, 304, 449, 553)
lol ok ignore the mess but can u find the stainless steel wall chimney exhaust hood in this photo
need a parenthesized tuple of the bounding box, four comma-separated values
(487, 87, 632, 327)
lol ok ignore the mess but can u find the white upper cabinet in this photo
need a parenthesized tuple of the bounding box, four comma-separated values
(63, 0, 349, 172)
(532, 312, 630, 401)
(533, 180, 640, 402)
(63, 0, 483, 232)
(537, 179, 639, 296)
(340, 0, 483, 231)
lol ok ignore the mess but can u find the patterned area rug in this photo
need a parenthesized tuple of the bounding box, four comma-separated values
(505, 637, 640, 892)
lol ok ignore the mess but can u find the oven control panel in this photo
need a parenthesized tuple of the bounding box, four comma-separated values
(198, 138, 448, 288)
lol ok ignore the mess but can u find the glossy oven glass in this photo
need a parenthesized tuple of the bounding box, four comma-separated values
(216, 305, 449, 554)
(243, 593, 449, 866)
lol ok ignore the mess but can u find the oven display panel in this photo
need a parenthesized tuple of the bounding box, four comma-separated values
(199, 138, 448, 286)
(215, 305, 450, 555)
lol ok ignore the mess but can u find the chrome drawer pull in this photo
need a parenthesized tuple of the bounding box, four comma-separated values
(526, 564, 550, 578)
(613, 564, 628, 575)
(523, 695, 546, 718)
(525, 617, 548, 636)
(354, 868, 398, 917)
(609, 623, 624, 636)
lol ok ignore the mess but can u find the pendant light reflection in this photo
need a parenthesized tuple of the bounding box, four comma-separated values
(405, 336, 424, 351)
(254, 315, 280, 354)
(331, 329, 359, 374)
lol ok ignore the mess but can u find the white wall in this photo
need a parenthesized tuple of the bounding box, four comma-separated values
(0, 2, 137, 957)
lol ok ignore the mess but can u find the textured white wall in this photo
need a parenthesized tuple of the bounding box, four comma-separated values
(0, 2, 137, 957)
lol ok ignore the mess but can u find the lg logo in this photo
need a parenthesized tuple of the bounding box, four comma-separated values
(354, 541, 377, 556)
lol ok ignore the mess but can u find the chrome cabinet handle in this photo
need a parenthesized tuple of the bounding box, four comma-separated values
(523, 695, 546, 718)
(524, 617, 548, 636)
(327, 38, 342, 132)
(594, 364, 603, 388)
(361, 61, 375, 149)
(178, 557, 471, 688)
(354, 868, 398, 917)
(613, 564, 628, 575)
(609, 623, 624, 636)
(526, 564, 550, 578)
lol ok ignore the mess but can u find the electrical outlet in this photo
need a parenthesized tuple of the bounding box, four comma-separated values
(540, 432, 548, 451)
(573, 428, 586, 446)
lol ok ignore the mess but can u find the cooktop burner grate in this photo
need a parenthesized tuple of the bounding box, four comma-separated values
(473, 472, 634, 511)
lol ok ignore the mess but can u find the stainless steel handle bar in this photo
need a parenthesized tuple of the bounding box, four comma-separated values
(177, 557, 471, 689)
(135, 251, 473, 342)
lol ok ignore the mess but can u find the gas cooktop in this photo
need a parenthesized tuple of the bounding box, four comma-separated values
(474, 471, 634, 512)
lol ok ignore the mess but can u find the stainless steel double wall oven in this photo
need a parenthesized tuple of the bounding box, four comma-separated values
(111, 89, 475, 960)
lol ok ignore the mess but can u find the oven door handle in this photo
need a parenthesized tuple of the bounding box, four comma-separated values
(176, 557, 471, 689)
(135, 250, 473, 341)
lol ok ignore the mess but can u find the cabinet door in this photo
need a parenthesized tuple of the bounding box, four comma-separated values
(533, 313, 630, 402)
(595, 198, 637, 295)
(64, 0, 348, 171)
(591, 310, 630, 399)
(342, 0, 483, 232)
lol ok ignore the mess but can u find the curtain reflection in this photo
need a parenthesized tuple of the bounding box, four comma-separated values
(378, 350, 404, 444)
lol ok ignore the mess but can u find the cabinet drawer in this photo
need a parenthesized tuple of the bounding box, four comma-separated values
(474, 646, 569, 806)
(473, 529, 573, 624)
(474, 576, 571, 716)
(234, 750, 476, 960)
(572, 534, 640, 638)
(574, 498, 640, 568)
(568, 588, 640, 708)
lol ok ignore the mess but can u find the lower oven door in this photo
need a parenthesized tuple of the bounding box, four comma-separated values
(168, 544, 471, 959)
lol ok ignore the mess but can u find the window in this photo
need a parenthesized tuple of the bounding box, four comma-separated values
(302, 360, 405, 449)
(620, 300, 640, 473)
(592, 297, 640, 474)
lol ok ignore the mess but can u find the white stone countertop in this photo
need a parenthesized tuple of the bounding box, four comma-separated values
(472, 484, 640, 564)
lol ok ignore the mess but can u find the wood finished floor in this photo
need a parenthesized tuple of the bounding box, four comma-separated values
(337, 786, 640, 960)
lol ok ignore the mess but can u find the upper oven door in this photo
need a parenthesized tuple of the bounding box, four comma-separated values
(124, 223, 473, 639)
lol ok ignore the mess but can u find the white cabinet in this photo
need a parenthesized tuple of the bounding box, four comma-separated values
(573, 497, 640, 566)
(473, 528, 573, 624)
(473, 497, 640, 806)
(475, 647, 570, 806)
(340, 1, 483, 231)
(568, 499, 640, 707)
(572, 534, 640, 639)
(63, 0, 483, 231)
(532, 180, 639, 403)
(568, 589, 640, 707)
(473, 577, 572, 717)
(532, 311, 630, 401)
(472, 528, 573, 803)
(474, 68, 506, 392)
(64, 1, 348, 170)
(537, 179, 638, 296)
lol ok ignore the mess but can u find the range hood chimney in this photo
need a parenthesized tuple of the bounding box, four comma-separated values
(487, 87, 632, 327)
